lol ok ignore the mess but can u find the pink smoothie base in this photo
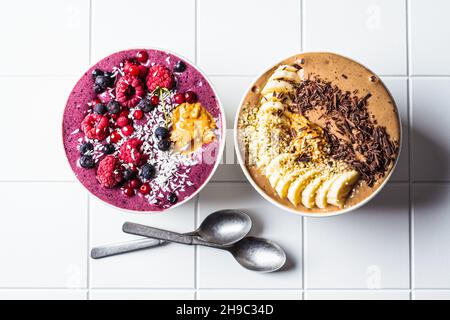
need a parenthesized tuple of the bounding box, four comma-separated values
(62, 48, 225, 212)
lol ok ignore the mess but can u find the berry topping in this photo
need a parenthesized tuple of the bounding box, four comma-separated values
(102, 143, 115, 155)
(146, 65, 174, 92)
(119, 138, 142, 165)
(122, 186, 135, 197)
(116, 115, 129, 128)
(150, 95, 160, 106)
(79, 142, 94, 155)
(107, 101, 121, 114)
(154, 127, 169, 139)
(123, 168, 136, 181)
(94, 84, 103, 93)
(137, 98, 154, 113)
(80, 155, 95, 169)
(133, 109, 144, 120)
(168, 193, 178, 204)
(136, 51, 149, 63)
(93, 103, 107, 114)
(91, 69, 103, 79)
(95, 75, 110, 90)
(130, 178, 141, 189)
(139, 183, 151, 195)
(140, 163, 156, 180)
(121, 124, 134, 136)
(185, 91, 198, 103)
(128, 64, 140, 77)
(158, 138, 171, 151)
(81, 113, 109, 140)
(96, 155, 122, 188)
(116, 74, 145, 108)
(110, 131, 122, 143)
(173, 60, 186, 73)
(173, 93, 185, 105)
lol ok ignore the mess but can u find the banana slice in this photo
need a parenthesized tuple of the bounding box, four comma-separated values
(275, 169, 307, 199)
(301, 175, 326, 208)
(287, 170, 319, 206)
(268, 66, 300, 83)
(315, 174, 339, 209)
(327, 170, 360, 207)
(260, 101, 284, 113)
(261, 79, 293, 96)
(265, 153, 293, 177)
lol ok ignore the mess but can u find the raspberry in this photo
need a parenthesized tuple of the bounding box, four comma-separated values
(119, 138, 143, 165)
(115, 74, 145, 108)
(96, 155, 122, 188)
(146, 65, 174, 92)
(81, 113, 109, 140)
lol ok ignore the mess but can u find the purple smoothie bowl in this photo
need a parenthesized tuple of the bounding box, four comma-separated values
(62, 48, 225, 212)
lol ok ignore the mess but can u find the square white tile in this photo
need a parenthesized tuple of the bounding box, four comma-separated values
(303, 0, 407, 75)
(0, 0, 89, 76)
(381, 77, 408, 181)
(197, 182, 303, 289)
(0, 77, 77, 181)
(305, 290, 410, 300)
(0, 182, 87, 288)
(0, 290, 87, 300)
(197, 0, 301, 75)
(411, 78, 450, 181)
(305, 184, 410, 289)
(209, 76, 252, 181)
(89, 289, 194, 300)
(92, 0, 195, 62)
(413, 184, 450, 288)
(413, 290, 450, 300)
(410, 0, 450, 75)
(196, 290, 301, 300)
(89, 196, 196, 288)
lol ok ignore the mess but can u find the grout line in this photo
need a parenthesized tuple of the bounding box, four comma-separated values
(89, 0, 93, 65)
(194, 0, 198, 65)
(194, 194, 199, 298)
(300, 0, 304, 52)
(405, 0, 410, 77)
(302, 217, 306, 290)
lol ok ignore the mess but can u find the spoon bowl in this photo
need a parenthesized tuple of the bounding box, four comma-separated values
(197, 209, 252, 245)
(228, 237, 286, 272)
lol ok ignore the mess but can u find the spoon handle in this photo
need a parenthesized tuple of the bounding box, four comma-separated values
(90, 238, 164, 259)
(123, 222, 194, 245)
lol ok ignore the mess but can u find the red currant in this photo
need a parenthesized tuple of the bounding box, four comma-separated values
(122, 186, 135, 197)
(111, 113, 120, 120)
(185, 91, 197, 103)
(150, 95, 160, 106)
(116, 116, 129, 127)
(173, 93, 185, 105)
(139, 183, 151, 195)
(110, 131, 122, 143)
(133, 109, 144, 120)
(129, 65, 140, 77)
(130, 178, 141, 189)
(136, 51, 149, 63)
(121, 125, 134, 136)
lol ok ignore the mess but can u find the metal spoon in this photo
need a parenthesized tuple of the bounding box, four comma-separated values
(90, 209, 252, 259)
(122, 222, 286, 273)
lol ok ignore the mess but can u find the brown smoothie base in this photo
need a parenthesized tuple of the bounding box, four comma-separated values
(238, 52, 401, 214)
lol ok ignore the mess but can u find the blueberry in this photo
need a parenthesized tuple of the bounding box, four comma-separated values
(154, 127, 169, 139)
(79, 142, 94, 155)
(93, 84, 104, 93)
(91, 69, 104, 79)
(104, 72, 115, 87)
(158, 139, 171, 151)
(173, 61, 186, 73)
(107, 101, 121, 114)
(93, 103, 107, 114)
(102, 143, 115, 154)
(137, 99, 154, 113)
(167, 193, 178, 204)
(95, 75, 109, 90)
(123, 169, 136, 181)
(80, 155, 95, 169)
(140, 164, 156, 180)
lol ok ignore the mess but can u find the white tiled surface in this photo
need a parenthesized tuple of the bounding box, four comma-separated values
(0, 0, 449, 300)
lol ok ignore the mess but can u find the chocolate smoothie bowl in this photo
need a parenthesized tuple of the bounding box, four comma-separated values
(235, 52, 401, 216)
(63, 49, 225, 212)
